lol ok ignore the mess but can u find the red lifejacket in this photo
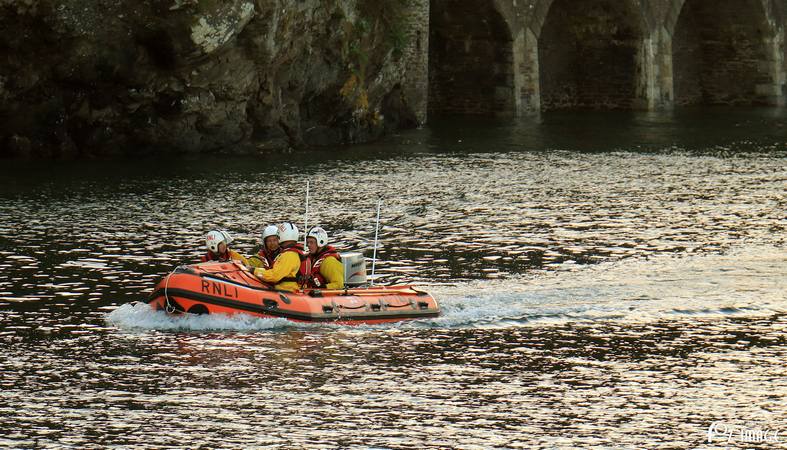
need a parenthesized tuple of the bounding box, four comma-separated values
(201, 250, 230, 262)
(257, 248, 280, 269)
(276, 243, 309, 284)
(306, 246, 342, 288)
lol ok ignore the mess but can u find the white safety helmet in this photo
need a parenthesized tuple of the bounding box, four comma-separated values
(261, 225, 279, 242)
(277, 222, 299, 243)
(307, 226, 328, 247)
(206, 230, 231, 253)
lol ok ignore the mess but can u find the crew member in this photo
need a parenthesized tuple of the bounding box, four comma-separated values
(305, 226, 344, 290)
(248, 225, 280, 269)
(250, 222, 307, 292)
(202, 230, 248, 265)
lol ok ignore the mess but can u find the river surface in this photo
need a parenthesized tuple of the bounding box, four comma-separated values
(1, 109, 786, 449)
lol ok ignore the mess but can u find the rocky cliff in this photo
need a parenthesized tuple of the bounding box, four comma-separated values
(0, 0, 424, 157)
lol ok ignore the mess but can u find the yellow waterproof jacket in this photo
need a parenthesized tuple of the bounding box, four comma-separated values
(228, 250, 249, 266)
(252, 247, 303, 292)
(247, 255, 266, 269)
(248, 254, 270, 269)
(318, 256, 345, 290)
(203, 249, 249, 266)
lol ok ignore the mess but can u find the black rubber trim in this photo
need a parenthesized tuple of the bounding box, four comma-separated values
(146, 289, 185, 311)
(384, 302, 413, 309)
(147, 288, 439, 322)
(147, 293, 186, 313)
(174, 266, 198, 275)
(149, 288, 284, 315)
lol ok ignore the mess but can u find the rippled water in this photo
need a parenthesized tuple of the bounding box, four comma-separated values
(1, 110, 786, 448)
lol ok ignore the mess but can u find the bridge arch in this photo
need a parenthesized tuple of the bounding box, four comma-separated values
(536, 0, 649, 111)
(671, 0, 782, 106)
(428, 0, 518, 116)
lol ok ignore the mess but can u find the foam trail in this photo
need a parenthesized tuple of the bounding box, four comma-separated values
(107, 302, 298, 331)
(423, 245, 787, 328)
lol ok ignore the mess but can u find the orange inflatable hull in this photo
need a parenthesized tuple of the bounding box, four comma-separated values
(146, 262, 441, 324)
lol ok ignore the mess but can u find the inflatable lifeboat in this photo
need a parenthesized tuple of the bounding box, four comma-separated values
(146, 261, 440, 325)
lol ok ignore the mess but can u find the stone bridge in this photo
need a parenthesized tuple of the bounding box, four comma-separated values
(415, 0, 787, 118)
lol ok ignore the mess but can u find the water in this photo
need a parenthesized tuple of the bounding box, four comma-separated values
(1, 109, 786, 448)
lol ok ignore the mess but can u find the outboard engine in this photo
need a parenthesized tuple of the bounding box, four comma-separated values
(340, 252, 367, 286)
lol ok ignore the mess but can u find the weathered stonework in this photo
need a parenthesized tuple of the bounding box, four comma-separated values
(428, 1, 518, 117)
(428, 0, 787, 116)
(399, 0, 430, 126)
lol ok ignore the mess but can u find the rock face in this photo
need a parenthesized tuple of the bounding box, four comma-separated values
(0, 0, 426, 157)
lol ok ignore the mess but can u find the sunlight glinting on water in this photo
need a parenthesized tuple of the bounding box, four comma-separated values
(1, 113, 786, 448)
(1, 150, 784, 310)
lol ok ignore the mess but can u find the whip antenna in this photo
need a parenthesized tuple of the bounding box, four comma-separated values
(304, 180, 310, 247)
(370, 198, 382, 286)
